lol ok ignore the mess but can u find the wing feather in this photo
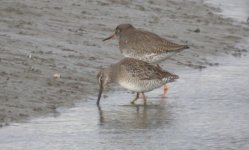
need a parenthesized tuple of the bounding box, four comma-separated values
(119, 58, 175, 81)
(126, 29, 188, 54)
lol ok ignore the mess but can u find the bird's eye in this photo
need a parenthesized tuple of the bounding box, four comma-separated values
(116, 28, 121, 34)
(98, 74, 103, 84)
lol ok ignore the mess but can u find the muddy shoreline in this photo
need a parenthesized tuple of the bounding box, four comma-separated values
(0, 0, 248, 126)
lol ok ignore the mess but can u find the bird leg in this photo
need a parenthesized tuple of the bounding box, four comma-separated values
(141, 93, 147, 105)
(163, 84, 168, 95)
(130, 92, 140, 104)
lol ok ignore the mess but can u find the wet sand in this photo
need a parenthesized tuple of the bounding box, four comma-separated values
(0, 0, 248, 125)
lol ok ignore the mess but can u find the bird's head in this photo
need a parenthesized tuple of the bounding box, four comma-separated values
(96, 68, 112, 105)
(103, 24, 134, 41)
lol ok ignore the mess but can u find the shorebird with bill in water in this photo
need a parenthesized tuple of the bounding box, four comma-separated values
(103, 24, 188, 94)
(96, 58, 179, 106)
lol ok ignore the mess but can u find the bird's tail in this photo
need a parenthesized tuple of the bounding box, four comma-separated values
(162, 72, 179, 83)
(176, 44, 189, 52)
(166, 44, 189, 53)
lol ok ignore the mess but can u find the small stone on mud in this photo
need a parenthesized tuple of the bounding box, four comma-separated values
(89, 56, 96, 60)
(28, 54, 32, 59)
(19, 113, 29, 117)
(81, 11, 87, 14)
(194, 28, 200, 33)
(49, 105, 56, 110)
(53, 73, 61, 79)
(33, 107, 42, 111)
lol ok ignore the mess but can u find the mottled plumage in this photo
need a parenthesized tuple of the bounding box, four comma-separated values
(96, 58, 179, 105)
(103, 24, 189, 64)
(118, 58, 176, 82)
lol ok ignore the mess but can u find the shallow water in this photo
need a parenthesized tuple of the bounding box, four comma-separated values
(205, 0, 249, 22)
(0, 53, 249, 149)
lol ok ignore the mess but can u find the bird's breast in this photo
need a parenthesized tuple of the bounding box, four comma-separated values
(118, 78, 163, 92)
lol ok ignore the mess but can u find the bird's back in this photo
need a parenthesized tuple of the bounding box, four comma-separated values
(120, 28, 188, 54)
(118, 58, 177, 83)
(119, 28, 188, 63)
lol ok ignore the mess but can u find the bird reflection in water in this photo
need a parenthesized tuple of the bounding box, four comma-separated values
(97, 97, 173, 129)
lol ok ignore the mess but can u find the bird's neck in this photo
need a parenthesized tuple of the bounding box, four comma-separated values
(105, 66, 118, 83)
(120, 28, 134, 40)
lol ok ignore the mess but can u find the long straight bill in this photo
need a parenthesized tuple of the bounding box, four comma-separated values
(97, 82, 103, 106)
(102, 34, 116, 41)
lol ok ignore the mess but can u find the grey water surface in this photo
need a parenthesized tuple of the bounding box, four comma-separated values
(205, 0, 249, 22)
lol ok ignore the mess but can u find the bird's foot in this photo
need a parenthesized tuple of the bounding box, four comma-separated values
(130, 101, 135, 104)
(130, 93, 139, 104)
(163, 84, 168, 95)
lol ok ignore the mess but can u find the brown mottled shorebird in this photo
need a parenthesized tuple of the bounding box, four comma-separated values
(96, 58, 179, 106)
(103, 24, 188, 94)
(103, 24, 189, 63)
